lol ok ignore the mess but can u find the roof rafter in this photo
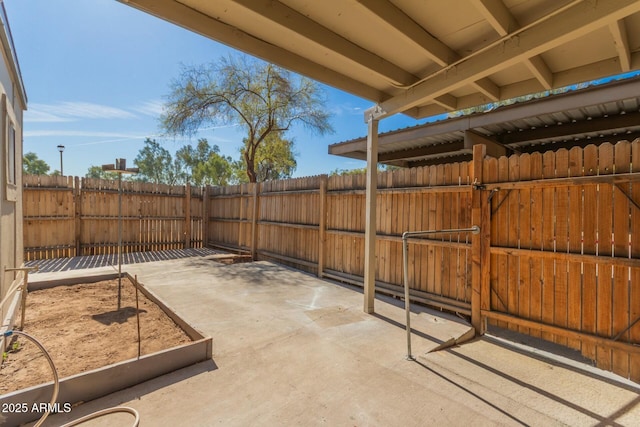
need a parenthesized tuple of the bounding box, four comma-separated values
(472, 78, 501, 101)
(354, 0, 458, 67)
(472, 0, 554, 89)
(231, 0, 417, 86)
(359, 0, 503, 102)
(433, 94, 458, 110)
(471, 0, 518, 34)
(374, 0, 640, 119)
(609, 19, 631, 71)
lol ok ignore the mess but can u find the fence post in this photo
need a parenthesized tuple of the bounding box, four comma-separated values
(251, 182, 260, 260)
(184, 183, 191, 249)
(202, 186, 209, 248)
(471, 144, 488, 335)
(74, 176, 82, 257)
(318, 175, 328, 278)
(239, 185, 245, 250)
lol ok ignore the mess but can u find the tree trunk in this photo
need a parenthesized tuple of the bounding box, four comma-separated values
(245, 145, 257, 183)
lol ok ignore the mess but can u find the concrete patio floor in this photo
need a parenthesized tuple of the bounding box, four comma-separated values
(25, 255, 640, 426)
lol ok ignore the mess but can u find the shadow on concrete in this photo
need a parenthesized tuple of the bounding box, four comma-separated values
(26, 248, 219, 273)
(371, 312, 447, 345)
(412, 356, 530, 426)
(484, 334, 640, 393)
(418, 336, 640, 426)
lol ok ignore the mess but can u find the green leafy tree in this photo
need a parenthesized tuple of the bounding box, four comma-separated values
(85, 165, 119, 180)
(134, 138, 180, 185)
(22, 152, 50, 175)
(161, 55, 333, 182)
(233, 133, 297, 183)
(176, 138, 233, 186)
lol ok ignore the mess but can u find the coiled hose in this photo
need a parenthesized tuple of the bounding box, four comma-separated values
(3, 330, 58, 427)
(2, 331, 139, 427)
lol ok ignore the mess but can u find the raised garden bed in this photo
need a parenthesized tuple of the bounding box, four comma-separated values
(0, 272, 212, 426)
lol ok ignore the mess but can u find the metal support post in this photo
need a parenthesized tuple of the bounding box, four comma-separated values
(363, 116, 379, 314)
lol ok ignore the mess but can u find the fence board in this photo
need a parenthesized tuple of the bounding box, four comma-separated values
(612, 141, 631, 377)
(518, 153, 532, 336)
(529, 152, 544, 338)
(507, 155, 520, 333)
(596, 143, 614, 371)
(567, 146, 583, 351)
(555, 149, 569, 347)
(582, 145, 599, 361)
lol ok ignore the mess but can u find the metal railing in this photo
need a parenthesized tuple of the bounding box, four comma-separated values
(401, 226, 480, 360)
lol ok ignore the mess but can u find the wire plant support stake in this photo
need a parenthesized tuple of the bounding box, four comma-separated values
(401, 225, 480, 361)
(102, 159, 138, 310)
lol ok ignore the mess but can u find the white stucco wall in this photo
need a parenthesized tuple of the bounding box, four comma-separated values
(0, 5, 26, 342)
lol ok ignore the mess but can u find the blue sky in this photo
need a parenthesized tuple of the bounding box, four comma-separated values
(4, 0, 430, 178)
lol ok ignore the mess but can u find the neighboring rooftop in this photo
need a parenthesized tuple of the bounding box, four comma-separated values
(329, 76, 640, 167)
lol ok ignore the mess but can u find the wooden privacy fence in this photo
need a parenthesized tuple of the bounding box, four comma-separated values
(479, 140, 640, 382)
(23, 175, 204, 260)
(21, 139, 640, 382)
(207, 167, 474, 315)
(206, 139, 640, 383)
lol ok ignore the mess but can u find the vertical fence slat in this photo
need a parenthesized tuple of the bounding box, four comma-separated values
(596, 143, 614, 371)
(567, 147, 583, 351)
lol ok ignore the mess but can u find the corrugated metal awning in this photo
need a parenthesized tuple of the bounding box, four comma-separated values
(329, 76, 640, 166)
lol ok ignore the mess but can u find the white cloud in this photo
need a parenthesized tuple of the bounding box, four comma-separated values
(331, 104, 364, 116)
(24, 130, 144, 139)
(25, 109, 75, 123)
(132, 100, 165, 117)
(26, 101, 137, 123)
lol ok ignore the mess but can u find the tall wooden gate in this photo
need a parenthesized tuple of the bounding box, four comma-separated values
(478, 142, 640, 380)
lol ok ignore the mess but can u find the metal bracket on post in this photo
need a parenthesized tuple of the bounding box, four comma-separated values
(363, 104, 387, 123)
(401, 226, 480, 361)
(472, 178, 486, 191)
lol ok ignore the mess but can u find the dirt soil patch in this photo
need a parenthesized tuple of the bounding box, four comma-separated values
(0, 277, 192, 395)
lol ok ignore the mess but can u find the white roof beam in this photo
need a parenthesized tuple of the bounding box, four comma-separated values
(610, 19, 631, 71)
(375, 0, 640, 118)
(472, 78, 500, 101)
(355, 0, 458, 67)
(433, 94, 458, 111)
(231, 0, 417, 86)
(472, 0, 553, 89)
(525, 55, 553, 89)
(471, 0, 518, 35)
(360, 0, 502, 105)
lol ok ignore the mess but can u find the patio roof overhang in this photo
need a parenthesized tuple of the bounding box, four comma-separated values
(329, 76, 640, 167)
(118, 0, 640, 318)
(118, 0, 640, 121)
